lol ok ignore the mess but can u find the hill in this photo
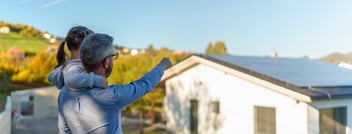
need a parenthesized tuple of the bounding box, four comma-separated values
(0, 20, 60, 54)
(0, 32, 50, 54)
(319, 52, 352, 64)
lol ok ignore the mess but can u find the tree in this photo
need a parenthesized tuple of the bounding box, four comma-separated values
(213, 41, 227, 55)
(11, 51, 56, 84)
(206, 42, 213, 54)
(146, 44, 155, 53)
(108, 49, 190, 123)
(205, 41, 227, 55)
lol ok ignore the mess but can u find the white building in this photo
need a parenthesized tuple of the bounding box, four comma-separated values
(43, 33, 51, 39)
(162, 54, 352, 134)
(0, 26, 10, 33)
(339, 62, 352, 70)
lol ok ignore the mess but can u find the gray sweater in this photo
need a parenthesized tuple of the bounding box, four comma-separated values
(48, 59, 104, 90)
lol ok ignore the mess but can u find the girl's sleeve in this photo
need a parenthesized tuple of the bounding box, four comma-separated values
(62, 63, 106, 90)
(48, 66, 65, 89)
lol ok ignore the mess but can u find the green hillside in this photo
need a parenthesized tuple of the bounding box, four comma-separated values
(0, 20, 61, 54)
(0, 32, 49, 53)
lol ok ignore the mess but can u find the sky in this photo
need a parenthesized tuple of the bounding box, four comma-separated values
(0, 0, 352, 58)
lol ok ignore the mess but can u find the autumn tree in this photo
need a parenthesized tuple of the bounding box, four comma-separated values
(206, 43, 212, 54)
(205, 41, 228, 55)
(11, 51, 56, 84)
(146, 44, 155, 53)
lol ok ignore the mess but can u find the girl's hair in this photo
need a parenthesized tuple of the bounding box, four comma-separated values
(55, 26, 94, 68)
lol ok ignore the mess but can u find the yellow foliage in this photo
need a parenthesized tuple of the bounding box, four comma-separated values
(0, 52, 21, 77)
(10, 51, 57, 84)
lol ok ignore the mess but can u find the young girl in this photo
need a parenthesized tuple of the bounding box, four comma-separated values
(48, 26, 107, 90)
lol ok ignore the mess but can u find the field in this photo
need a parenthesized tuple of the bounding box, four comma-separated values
(0, 32, 49, 53)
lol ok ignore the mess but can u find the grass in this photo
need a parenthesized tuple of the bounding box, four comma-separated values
(0, 93, 7, 111)
(0, 32, 49, 53)
(0, 93, 7, 101)
(0, 79, 35, 94)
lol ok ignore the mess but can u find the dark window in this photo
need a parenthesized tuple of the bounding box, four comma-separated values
(254, 106, 276, 134)
(319, 107, 347, 134)
(21, 95, 34, 115)
(190, 99, 198, 134)
(212, 101, 220, 114)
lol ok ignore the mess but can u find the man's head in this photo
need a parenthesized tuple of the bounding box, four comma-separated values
(80, 33, 117, 77)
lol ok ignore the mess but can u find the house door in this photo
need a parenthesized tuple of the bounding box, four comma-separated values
(190, 99, 198, 134)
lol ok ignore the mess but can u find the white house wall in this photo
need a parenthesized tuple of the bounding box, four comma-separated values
(309, 99, 352, 134)
(164, 64, 310, 134)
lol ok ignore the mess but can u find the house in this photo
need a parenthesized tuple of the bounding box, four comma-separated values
(161, 54, 352, 134)
(0, 26, 10, 34)
(339, 62, 352, 70)
(43, 33, 51, 39)
(7, 46, 25, 58)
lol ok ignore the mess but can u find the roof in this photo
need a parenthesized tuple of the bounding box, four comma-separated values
(163, 54, 352, 101)
(7, 46, 24, 55)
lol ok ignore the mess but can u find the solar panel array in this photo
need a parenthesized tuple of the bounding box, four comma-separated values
(208, 54, 352, 88)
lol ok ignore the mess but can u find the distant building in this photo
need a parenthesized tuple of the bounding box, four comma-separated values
(130, 49, 138, 56)
(162, 54, 352, 134)
(43, 33, 51, 39)
(49, 38, 57, 43)
(113, 45, 146, 56)
(43, 33, 57, 44)
(130, 48, 145, 56)
(269, 51, 278, 58)
(0, 26, 10, 34)
(338, 62, 352, 70)
(7, 46, 25, 58)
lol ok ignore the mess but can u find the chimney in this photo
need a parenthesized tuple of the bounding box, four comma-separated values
(269, 51, 278, 58)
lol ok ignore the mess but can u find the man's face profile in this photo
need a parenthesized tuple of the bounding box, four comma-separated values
(105, 57, 113, 77)
(104, 51, 118, 77)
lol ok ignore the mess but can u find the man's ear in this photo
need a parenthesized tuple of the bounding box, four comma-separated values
(103, 58, 110, 69)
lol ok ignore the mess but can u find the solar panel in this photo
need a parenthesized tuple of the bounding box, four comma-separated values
(207, 54, 352, 88)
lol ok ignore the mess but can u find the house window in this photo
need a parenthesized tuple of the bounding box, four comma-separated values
(21, 95, 34, 115)
(190, 99, 198, 134)
(211, 101, 220, 114)
(254, 106, 276, 134)
(319, 107, 347, 134)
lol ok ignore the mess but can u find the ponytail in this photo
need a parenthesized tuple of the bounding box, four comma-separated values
(54, 26, 94, 68)
(55, 41, 67, 68)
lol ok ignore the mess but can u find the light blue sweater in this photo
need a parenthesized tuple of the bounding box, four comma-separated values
(58, 65, 164, 134)
(48, 59, 104, 90)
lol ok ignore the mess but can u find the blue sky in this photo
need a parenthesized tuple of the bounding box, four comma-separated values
(0, 0, 351, 58)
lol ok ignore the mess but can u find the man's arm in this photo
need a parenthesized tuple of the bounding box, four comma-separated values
(112, 58, 172, 107)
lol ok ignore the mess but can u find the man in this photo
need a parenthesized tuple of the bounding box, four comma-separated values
(57, 33, 172, 134)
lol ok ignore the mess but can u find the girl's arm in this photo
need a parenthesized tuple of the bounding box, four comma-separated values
(48, 61, 107, 90)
